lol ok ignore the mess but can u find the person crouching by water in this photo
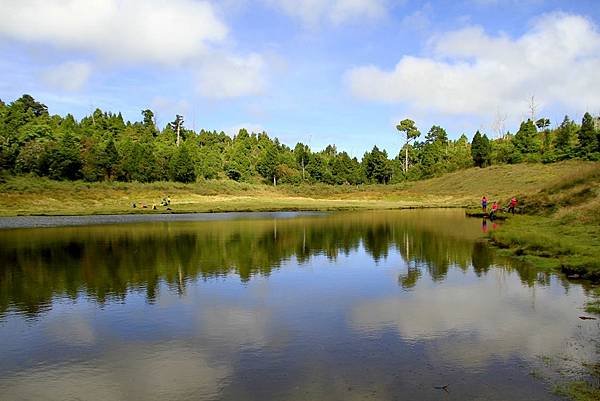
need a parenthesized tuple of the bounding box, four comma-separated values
(508, 197, 517, 214)
(490, 201, 499, 220)
(481, 196, 488, 214)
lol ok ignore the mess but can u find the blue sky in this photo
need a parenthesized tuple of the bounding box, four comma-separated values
(1, 0, 599, 157)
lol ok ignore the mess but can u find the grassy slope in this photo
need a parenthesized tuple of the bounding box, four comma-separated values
(488, 163, 600, 280)
(0, 160, 594, 216)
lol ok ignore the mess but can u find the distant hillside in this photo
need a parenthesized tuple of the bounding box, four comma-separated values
(403, 160, 600, 206)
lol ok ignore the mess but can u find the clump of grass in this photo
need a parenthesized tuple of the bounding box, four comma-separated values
(554, 381, 600, 401)
(585, 288, 600, 314)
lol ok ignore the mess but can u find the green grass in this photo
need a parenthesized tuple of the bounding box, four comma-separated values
(488, 162, 600, 280)
(0, 160, 596, 216)
(554, 382, 600, 401)
(490, 216, 600, 279)
(585, 288, 600, 314)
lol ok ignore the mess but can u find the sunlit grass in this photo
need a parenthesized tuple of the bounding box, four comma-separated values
(1, 160, 597, 216)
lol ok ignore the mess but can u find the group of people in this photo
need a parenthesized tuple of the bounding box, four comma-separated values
(481, 195, 518, 219)
(131, 196, 172, 210)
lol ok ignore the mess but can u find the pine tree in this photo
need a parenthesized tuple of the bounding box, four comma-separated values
(578, 112, 598, 157)
(554, 116, 578, 159)
(513, 119, 540, 155)
(470, 131, 491, 167)
(170, 146, 196, 183)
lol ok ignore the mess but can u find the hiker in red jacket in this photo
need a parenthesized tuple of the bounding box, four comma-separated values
(508, 197, 517, 214)
(490, 201, 499, 220)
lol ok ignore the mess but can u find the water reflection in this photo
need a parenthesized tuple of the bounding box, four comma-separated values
(0, 210, 561, 318)
(0, 210, 597, 401)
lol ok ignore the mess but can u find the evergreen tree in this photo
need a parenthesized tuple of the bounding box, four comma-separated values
(513, 119, 540, 155)
(396, 119, 421, 172)
(257, 144, 279, 185)
(197, 146, 222, 179)
(170, 145, 196, 183)
(306, 153, 332, 183)
(578, 112, 598, 157)
(554, 116, 578, 160)
(420, 125, 449, 176)
(100, 139, 119, 180)
(47, 132, 82, 180)
(363, 146, 392, 184)
(470, 131, 491, 167)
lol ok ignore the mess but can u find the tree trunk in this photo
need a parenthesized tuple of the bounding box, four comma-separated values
(404, 141, 409, 173)
(273, 175, 276, 186)
(176, 124, 180, 147)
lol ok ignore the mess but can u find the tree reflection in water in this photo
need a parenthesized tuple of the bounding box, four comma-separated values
(0, 210, 571, 317)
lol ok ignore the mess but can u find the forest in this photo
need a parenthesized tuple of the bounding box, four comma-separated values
(1, 94, 599, 185)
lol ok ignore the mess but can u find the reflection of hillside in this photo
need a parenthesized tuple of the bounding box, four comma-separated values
(0, 210, 554, 317)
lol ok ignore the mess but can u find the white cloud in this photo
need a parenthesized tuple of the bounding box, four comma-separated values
(265, 0, 387, 26)
(0, 0, 228, 65)
(41, 61, 92, 92)
(196, 53, 267, 98)
(345, 13, 600, 117)
(1, 345, 231, 401)
(399, 3, 432, 33)
(351, 268, 592, 369)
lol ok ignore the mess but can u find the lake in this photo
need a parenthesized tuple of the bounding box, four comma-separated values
(0, 209, 598, 401)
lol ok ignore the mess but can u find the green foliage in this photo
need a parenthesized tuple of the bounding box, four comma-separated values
(47, 132, 82, 180)
(471, 131, 491, 167)
(170, 145, 196, 183)
(418, 125, 450, 177)
(306, 153, 333, 184)
(513, 119, 541, 155)
(196, 146, 222, 180)
(15, 139, 50, 175)
(0, 93, 597, 186)
(363, 146, 392, 184)
(396, 119, 421, 172)
(257, 143, 279, 184)
(579, 112, 598, 157)
(554, 116, 579, 160)
(492, 136, 521, 164)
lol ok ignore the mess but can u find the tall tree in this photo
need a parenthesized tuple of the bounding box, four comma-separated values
(294, 142, 310, 180)
(554, 116, 578, 159)
(535, 118, 551, 155)
(169, 115, 184, 147)
(363, 146, 392, 184)
(170, 145, 196, 183)
(578, 112, 598, 157)
(396, 119, 421, 172)
(471, 131, 491, 167)
(257, 143, 279, 185)
(513, 119, 540, 155)
(141, 109, 157, 135)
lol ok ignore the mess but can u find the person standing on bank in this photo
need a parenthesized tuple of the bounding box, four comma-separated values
(508, 197, 517, 214)
(490, 201, 499, 220)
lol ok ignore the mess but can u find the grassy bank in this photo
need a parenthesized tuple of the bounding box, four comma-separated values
(488, 163, 600, 281)
(0, 160, 594, 216)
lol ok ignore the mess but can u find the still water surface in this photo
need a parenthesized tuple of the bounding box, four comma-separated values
(0, 210, 598, 400)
